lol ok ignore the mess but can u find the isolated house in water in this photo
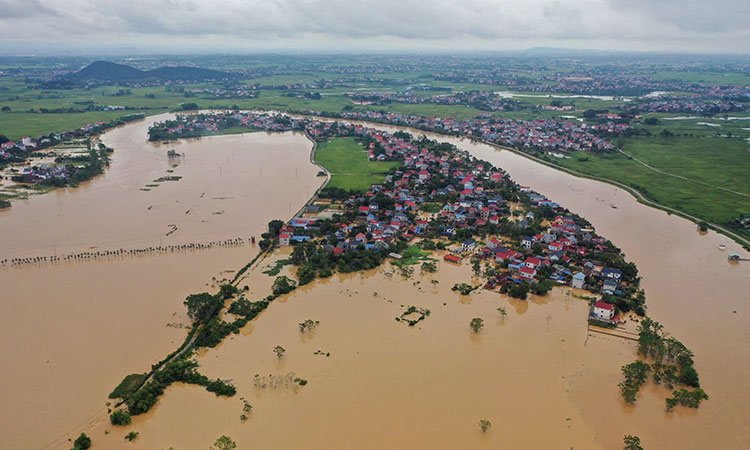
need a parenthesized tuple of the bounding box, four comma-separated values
(592, 301, 615, 321)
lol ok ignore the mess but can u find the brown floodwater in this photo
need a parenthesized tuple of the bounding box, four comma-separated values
(0, 113, 321, 261)
(0, 115, 323, 449)
(3, 115, 749, 449)
(306, 119, 750, 449)
(93, 255, 605, 450)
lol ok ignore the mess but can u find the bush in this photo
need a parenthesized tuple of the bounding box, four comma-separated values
(71, 433, 91, 450)
(125, 431, 139, 441)
(452, 283, 475, 295)
(110, 409, 132, 426)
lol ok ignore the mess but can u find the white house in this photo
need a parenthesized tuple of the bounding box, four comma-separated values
(592, 301, 615, 321)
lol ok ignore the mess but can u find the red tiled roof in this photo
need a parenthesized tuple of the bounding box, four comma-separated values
(594, 301, 614, 311)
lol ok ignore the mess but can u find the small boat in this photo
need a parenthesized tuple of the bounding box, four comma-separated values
(728, 253, 741, 261)
(718, 244, 726, 251)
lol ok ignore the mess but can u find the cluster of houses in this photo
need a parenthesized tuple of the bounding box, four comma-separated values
(154, 111, 638, 324)
(345, 90, 524, 112)
(179, 87, 258, 100)
(433, 70, 750, 100)
(1, 125, 97, 165)
(11, 164, 71, 184)
(625, 98, 746, 115)
(323, 109, 621, 153)
(1, 114, 142, 167)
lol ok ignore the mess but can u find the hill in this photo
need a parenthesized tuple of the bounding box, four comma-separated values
(59, 61, 235, 84)
(66, 61, 145, 81)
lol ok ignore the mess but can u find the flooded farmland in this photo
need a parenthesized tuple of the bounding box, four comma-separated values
(1, 115, 748, 449)
(0, 115, 323, 449)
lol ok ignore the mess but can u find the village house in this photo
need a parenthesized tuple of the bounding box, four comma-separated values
(571, 272, 586, 289)
(591, 301, 616, 321)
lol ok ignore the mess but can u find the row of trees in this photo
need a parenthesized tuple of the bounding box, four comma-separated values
(619, 318, 707, 412)
(126, 357, 236, 415)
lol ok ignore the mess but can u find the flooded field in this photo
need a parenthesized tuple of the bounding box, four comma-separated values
(2, 115, 748, 449)
(0, 113, 321, 261)
(93, 255, 606, 449)
(0, 116, 323, 449)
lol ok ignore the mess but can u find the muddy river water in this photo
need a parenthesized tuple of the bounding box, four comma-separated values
(1, 115, 748, 449)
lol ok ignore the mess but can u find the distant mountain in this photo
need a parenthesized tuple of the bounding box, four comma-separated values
(60, 60, 236, 84)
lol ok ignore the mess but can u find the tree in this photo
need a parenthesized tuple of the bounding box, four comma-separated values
(125, 431, 139, 441)
(272, 276, 297, 295)
(71, 433, 91, 450)
(469, 318, 484, 333)
(471, 258, 481, 276)
(110, 409, 132, 426)
(680, 365, 700, 388)
(623, 434, 643, 450)
(1, 106, 10, 112)
(184, 292, 221, 323)
(211, 435, 237, 450)
(619, 360, 650, 404)
(273, 345, 286, 359)
(478, 419, 492, 432)
(268, 219, 285, 236)
(299, 319, 319, 333)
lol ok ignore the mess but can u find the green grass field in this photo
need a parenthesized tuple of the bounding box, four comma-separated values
(552, 132, 750, 236)
(314, 137, 401, 191)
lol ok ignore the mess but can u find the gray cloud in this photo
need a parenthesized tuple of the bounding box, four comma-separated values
(0, 0, 748, 53)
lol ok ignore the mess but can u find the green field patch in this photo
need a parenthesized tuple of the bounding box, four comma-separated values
(314, 137, 401, 191)
(392, 245, 434, 268)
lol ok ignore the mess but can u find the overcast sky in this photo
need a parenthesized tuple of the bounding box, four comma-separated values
(1, 0, 748, 54)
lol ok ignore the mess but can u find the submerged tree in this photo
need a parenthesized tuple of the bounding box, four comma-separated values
(623, 435, 644, 450)
(211, 435, 237, 450)
(469, 318, 484, 333)
(71, 433, 91, 450)
(478, 419, 492, 433)
(299, 319, 320, 333)
(273, 345, 286, 359)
